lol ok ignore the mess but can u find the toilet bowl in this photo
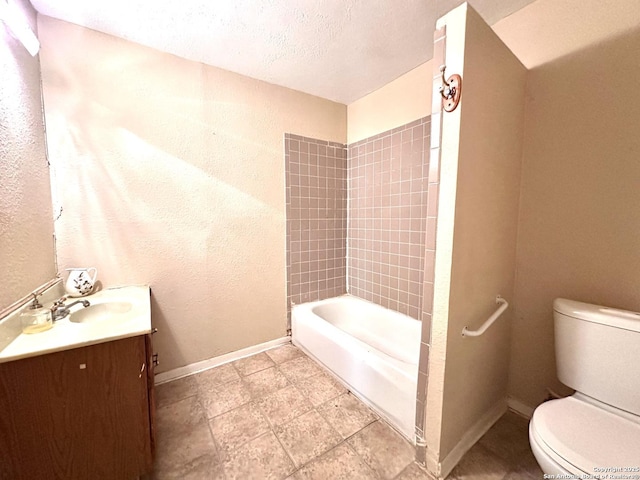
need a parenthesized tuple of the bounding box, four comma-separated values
(529, 395, 640, 476)
(529, 299, 640, 475)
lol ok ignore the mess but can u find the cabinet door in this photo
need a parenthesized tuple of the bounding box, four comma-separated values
(0, 344, 89, 479)
(83, 336, 152, 479)
(0, 336, 152, 480)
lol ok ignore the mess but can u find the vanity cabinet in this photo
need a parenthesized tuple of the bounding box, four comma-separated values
(0, 334, 155, 480)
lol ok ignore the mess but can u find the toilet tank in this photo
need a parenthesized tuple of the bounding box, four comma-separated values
(554, 298, 640, 416)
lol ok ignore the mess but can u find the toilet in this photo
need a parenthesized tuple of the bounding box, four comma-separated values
(529, 298, 640, 475)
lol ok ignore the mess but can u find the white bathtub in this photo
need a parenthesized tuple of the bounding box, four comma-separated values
(292, 294, 421, 441)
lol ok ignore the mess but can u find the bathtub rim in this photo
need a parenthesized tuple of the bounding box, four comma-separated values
(293, 294, 421, 373)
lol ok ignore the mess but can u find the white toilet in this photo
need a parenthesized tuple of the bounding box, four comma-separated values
(529, 298, 640, 475)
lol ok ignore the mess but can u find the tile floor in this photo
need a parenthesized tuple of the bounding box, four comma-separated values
(151, 344, 543, 480)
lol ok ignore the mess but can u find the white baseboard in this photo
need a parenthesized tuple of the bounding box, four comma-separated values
(507, 396, 535, 419)
(437, 399, 508, 479)
(154, 336, 290, 385)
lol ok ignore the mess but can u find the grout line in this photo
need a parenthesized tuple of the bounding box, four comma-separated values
(203, 408, 226, 468)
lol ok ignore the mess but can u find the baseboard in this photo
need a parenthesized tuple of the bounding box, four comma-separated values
(154, 336, 290, 385)
(507, 396, 535, 419)
(438, 399, 508, 479)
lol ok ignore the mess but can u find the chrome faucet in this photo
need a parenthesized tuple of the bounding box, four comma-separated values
(51, 297, 90, 321)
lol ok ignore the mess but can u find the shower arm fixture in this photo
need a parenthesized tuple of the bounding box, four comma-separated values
(438, 65, 462, 112)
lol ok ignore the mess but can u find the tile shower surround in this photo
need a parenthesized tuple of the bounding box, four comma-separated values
(285, 134, 348, 309)
(285, 118, 430, 322)
(348, 118, 430, 320)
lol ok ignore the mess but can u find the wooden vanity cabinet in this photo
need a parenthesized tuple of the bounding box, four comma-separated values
(0, 334, 155, 480)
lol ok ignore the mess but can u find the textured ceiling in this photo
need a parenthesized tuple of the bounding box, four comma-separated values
(28, 0, 536, 104)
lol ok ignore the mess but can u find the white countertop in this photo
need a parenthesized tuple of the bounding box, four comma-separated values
(0, 285, 151, 364)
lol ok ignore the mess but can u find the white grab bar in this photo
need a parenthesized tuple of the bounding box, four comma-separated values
(462, 295, 508, 337)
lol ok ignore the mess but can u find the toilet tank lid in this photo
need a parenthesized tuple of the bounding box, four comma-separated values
(554, 298, 640, 333)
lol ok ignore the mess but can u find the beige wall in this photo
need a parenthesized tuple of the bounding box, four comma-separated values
(0, 0, 56, 311)
(493, 0, 640, 70)
(425, 4, 526, 474)
(37, 16, 346, 373)
(347, 61, 432, 144)
(493, 0, 640, 409)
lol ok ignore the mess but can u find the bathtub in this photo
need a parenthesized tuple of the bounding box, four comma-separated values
(292, 294, 421, 441)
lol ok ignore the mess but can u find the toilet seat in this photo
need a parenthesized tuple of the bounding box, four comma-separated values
(531, 396, 640, 474)
(529, 422, 579, 475)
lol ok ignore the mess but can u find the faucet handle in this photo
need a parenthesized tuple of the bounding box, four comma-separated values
(30, 292, 44, 309)
(52, 296, 68, 308)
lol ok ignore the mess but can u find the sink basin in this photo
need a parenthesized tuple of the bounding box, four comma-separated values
(0, 285, 151, 364)
(69, 302, 133, 324)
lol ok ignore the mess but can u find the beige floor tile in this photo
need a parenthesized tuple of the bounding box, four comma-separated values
(152, 366, 539, 480)
(293, 443, 378, 480)
(154, 422, 218, 474)
(274, 410, 342, 467)
(501, 471, 538, 480)
(222, 431, 295, 480)
(194, 363, 240, 390)
(503, 447, 543, 479)
(295, 371, 347, 407)
(279, 356, 323, 383)
(478, 412, 531, 464)
(155, 375, 198, 409)
(198, 378, 252, 419)
(232, 352, 276, 376)
(266, 344, 304, 364)
(209, 402, 270, 458)
(257, 384, 313, 427)
(154, 397, 216, 473)
(446, 443, 509, 480)
(395, 462, 436, 479)
(348, 421, 415, 480)
(317, 393, 377, 438)
(243, 366, 290, 398)
(151, 453, 223, 480)
(156, 395, 207, 435)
